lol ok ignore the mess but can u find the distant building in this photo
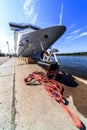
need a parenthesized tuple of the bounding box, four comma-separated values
(0, 50, 5, 57)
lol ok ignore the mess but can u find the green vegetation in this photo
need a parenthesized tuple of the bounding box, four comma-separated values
(57, 52, 87, 56)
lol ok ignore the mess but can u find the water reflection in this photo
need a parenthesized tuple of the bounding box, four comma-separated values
(58, 56, 87, 80)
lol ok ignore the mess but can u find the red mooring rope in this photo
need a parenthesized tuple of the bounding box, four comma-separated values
(24, 71, 82, 129)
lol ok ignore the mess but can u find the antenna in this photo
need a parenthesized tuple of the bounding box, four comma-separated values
(59, 3, 63, 25)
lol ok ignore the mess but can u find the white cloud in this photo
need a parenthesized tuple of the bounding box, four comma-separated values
(79, 32, 87, 37)
(70, 29, 80, 35)
(23, 0, 37, 24)
(65, 26, 87, 41)
(66, 35, 74, 40)
(0, 30, 14, 53)
(68, 24, 77, 31)
(72, 32, 87, 40)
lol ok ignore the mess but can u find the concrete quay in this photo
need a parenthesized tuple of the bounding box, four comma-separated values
(0, 57, 87, 130)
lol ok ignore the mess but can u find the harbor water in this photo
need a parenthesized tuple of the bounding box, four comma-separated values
(58, 56, 87, 80)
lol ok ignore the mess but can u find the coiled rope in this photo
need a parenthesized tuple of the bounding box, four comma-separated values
(24, 71, 82, 129)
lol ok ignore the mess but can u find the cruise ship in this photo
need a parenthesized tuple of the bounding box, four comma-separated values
(9, 22, 66, 58)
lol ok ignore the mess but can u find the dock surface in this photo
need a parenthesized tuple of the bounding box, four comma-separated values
(0, 57, 87, 130)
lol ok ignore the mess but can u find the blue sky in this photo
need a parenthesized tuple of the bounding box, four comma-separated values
(0, 0, 87, 53)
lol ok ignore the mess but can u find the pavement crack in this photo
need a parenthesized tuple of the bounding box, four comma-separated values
(11, 66, 16, 130)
